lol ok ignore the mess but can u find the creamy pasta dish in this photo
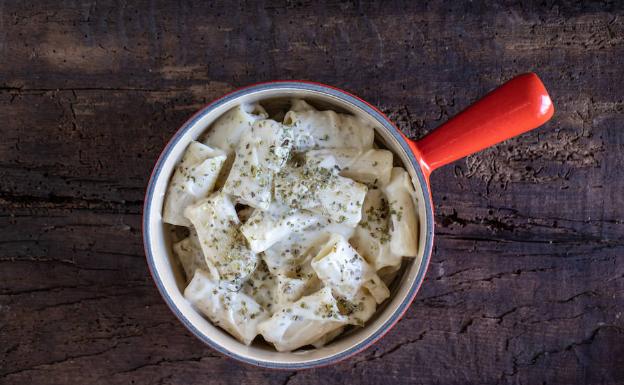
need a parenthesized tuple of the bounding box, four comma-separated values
(163, 99, 419, 352)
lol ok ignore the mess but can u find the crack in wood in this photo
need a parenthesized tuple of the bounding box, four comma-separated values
(281, 371, 299, 385)
(0, 344, 122, 378)
(1, 281, 149, 297)
(111, 356, 208, 376)
(351, 331, 428, 370)
(527, 325, 623, 366)
(0, 191, 143, 208)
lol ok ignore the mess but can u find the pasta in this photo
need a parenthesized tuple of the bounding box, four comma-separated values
(184, 192, 258, 289)
(306, 148, 393, 187)
(272, 273, 321, 310)
(311, 234, 389, 304)
(382, 167, 419, 257)
(338, 290, 378, 326)
(242, 260, 276, 311)
(164, 102, 420, 352)
(311, 326, 345, 348)
(274, 156, 368, 226)
(262, 220, 355, 276)
(202, 103, 268, 154)
(162, 141, 227, 226)
(223, 119, 293, 210)
(378, 263, 403, 287)
(350, 189, 403, 270)
(257, 287, 348, 352)
(261, 231, 318, 276)
(284, 99, 375, 151)
(173, 229, 220, 283)
(185, 269, 268, 345)
(244, 257, 320, 314)
(240, 202, 319, 253)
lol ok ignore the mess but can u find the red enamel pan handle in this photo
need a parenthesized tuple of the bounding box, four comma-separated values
(409, 73, 554, 177)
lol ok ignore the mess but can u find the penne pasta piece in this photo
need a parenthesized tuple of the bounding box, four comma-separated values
(336, 290, 378, 326)
(262, 218, 355, 276)
(240, 202, 319, 253)
(242, 260, 276, 312)
(272, 274, 320, 310)
(202, 103, 268, 154)
(284, 99, 375, 151)
(311, 234, 389, 304)
(364, 274, 391, 304)
(314, 177, 367, 227)
(184, 192, 258, 289)
(173, 229, 220, 282)
(351, 189, 403, 270)
(306, 148, 393, 187)
(274, 156, 367, 226)
(163, 141, 227, 226)
(378, 263, 403, 287)
(202, 104, 268, 190)
(262, 231, 316, 276)
(185, 269, 268, 345)
(223, 119, 293, 210)
(257, 287, 348, 352)
(311, 326, 345, 348)
(243, 260, 320, 315)
(382, 167, 419, 257)
(273, 164, 317, 210)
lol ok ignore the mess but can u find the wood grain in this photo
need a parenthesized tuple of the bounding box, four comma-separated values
(1, 1, 623, 384)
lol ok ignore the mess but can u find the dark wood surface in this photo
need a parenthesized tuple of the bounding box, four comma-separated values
(1, 1, 623, 384)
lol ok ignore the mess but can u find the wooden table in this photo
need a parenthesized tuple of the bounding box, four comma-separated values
(1, 1, 623, 384)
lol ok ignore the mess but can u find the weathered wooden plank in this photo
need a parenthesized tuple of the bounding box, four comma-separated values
(1, 0, 623, 384)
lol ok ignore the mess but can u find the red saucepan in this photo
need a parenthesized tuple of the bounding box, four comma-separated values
(143, 73, 554, 369)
